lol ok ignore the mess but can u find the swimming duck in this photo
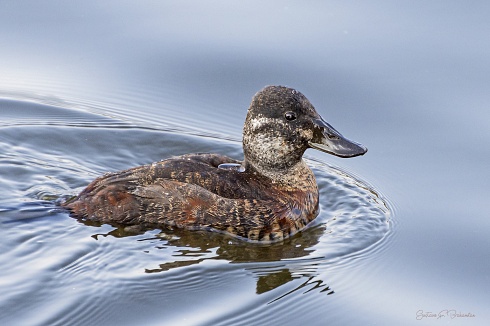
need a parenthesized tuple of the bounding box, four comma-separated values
(63, 86, 367, 242)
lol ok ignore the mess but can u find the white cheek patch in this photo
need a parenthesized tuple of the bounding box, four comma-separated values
(249, 116, 286, 131)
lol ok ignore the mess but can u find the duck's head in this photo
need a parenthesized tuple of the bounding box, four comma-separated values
(242, 85, 367, 176)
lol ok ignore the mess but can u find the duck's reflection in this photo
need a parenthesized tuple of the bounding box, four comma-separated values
(88, 221, 335, 297)
(254, 269, 334, 298)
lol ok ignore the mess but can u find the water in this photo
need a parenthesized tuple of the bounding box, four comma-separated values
(0, 97, 390, 325)
(1, 1, 489, 325)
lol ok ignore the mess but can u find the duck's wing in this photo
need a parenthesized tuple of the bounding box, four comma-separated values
(66, 179, 311, 242)
(63, 153, 252, 221)
(140, 153, 247, 197)
(131, 179, 304, 242)
(64, 172, 293, 241)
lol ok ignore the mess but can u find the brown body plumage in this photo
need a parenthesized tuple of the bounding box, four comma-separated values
(63, 86, 367, 242)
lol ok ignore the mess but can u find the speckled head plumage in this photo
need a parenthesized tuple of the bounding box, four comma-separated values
(242, 85, 367, 180)
(243, 86, 317, 171)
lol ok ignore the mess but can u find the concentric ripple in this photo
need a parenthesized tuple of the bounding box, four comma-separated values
(0, 97, 392, 325)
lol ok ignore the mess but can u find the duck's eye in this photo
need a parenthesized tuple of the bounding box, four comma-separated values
(284, 111, 297, 121)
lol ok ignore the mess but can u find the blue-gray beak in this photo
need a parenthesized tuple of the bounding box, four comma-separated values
(308, 116, 367, 158)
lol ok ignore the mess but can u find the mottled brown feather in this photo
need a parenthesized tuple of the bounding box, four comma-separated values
(63, 153, 319, 242)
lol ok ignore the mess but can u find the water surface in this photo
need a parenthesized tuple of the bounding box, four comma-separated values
(1, 1, 489, 325)
(0, 98, 390, 325)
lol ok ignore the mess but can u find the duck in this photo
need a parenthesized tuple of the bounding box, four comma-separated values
(63, 86, 367, 242)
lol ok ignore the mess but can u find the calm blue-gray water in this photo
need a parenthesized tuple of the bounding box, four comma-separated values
(1, 1, 489, 325)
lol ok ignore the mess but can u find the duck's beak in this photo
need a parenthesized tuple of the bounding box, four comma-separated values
(308, 116, 367, 158)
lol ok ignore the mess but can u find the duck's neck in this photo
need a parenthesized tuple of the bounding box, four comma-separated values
(243, 159, 317, 190)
